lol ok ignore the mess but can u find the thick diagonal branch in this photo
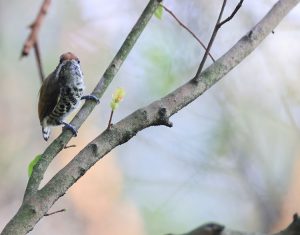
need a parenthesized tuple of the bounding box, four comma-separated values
(2, 0, 299, 234)
(0, 1, 161, 234)
(2, 0, 297, 234)
(37, 0, 300, 221)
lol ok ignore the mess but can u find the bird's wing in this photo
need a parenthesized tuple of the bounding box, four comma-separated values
(38, 72, 60, 123)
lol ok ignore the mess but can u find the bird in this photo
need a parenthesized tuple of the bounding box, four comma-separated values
(38, 52, 99, 141)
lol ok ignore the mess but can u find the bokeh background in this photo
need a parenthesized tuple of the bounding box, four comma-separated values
(1, 0, 300, 234)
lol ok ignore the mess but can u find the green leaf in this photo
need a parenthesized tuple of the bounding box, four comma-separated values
(110, 88, 125, 111)
(110, 101, 119, 111)
(112, 88, 126, 103)
(28, 154, 41, 177)
(154, 5, 163, 20)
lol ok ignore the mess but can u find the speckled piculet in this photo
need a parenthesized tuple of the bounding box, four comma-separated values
(38, 52, 99, 141)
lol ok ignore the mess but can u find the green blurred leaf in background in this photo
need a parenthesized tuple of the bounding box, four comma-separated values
(154, 5, 163, 20)
(28, 154, 41, 177)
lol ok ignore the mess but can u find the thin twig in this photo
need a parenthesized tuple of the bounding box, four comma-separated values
(44, 209, 66, 216)
(161, 4, 215, 62)
(194, 0, 228, 79)
(218, 0, 244, 28)
(107, 110, 114, 129)
(64, 144, 77, 149)
(21, 0, 51, 57)
(33, 42, 45, 83)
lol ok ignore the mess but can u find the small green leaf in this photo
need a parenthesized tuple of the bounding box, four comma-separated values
(110, 88, 125, 111)
(28, 154, 41, 177)
(154, 5, 163, 20)
(110, 101, 119, 111)
(112, 88, 126, 103)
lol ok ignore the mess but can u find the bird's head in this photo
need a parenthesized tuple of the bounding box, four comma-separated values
(55, 52, 83, 84)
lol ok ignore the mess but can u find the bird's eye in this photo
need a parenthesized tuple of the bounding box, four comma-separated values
(77, 59, 80, 64)
(59, 58, 63, 64)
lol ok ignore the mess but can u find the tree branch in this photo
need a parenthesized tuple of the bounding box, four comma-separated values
(21, 0, 51, 57)
(2, 0, 299, 234)
(23, 0, 162, 201)
(1, 1, 161, 233)
(33, 42, 45, 82)
(44, 209, 66, 217)
(166, 214, 300, 235)
(194, 0, 228, 78)
(218, 0, 244, 28)
(33, 0, 298, 227)
(194, 0, 244, 78)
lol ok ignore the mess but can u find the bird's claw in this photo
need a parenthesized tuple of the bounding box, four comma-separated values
(61, 121, 78, 137)
(81, 95, 100, 104)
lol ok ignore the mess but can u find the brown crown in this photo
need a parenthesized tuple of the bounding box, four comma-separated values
(59, 52, 79, 62)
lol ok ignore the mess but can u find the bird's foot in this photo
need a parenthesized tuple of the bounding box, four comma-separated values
(61, 121, 78, 137)
(81, 95, 100, 104)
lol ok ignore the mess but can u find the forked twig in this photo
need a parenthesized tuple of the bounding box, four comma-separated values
(194, 0, 228, 78)
(218, 0, 244, 28)
(194, 0, 244, 79)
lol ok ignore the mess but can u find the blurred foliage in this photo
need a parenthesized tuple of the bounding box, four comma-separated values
(146, 46, 178, 95)
(1, 0, 300, 235)
(154, 4, 163, 20)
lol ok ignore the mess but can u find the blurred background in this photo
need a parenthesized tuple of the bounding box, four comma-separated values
(1, 0, 300, 234)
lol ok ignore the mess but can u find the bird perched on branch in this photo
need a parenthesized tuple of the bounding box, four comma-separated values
(38, 52, 99, 141)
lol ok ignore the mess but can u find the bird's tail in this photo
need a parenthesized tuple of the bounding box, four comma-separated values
(42, 126, 51, 141)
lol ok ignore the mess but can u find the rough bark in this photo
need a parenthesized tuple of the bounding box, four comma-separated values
(1, 0, 300, 234)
